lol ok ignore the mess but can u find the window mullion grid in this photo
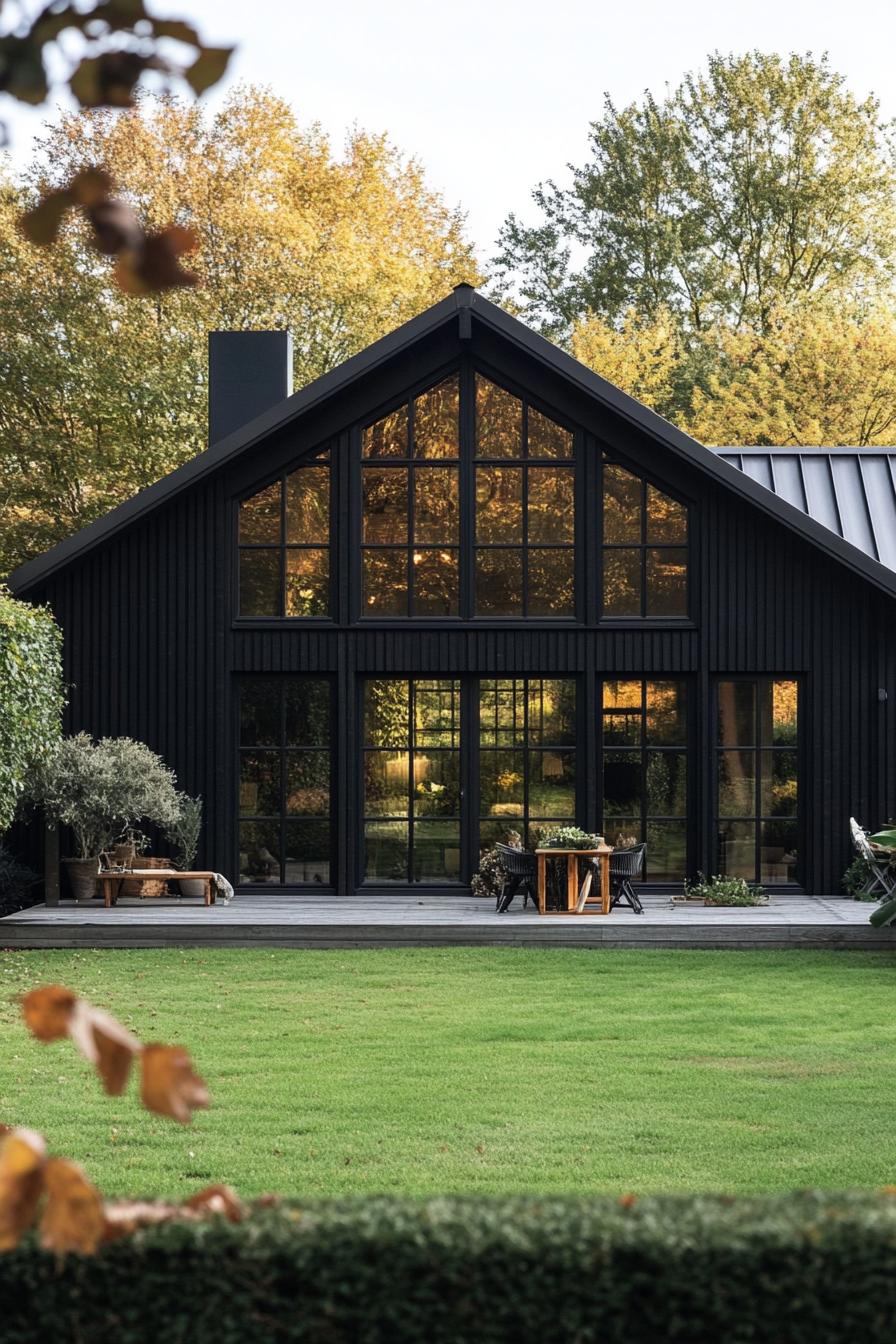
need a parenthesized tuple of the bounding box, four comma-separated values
(640, 478, 648, 618)
(278, 681, 287, 885)
(407, 679, 415, 884)
(522, 404, 530, 617)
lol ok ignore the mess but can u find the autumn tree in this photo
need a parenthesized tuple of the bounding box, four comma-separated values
(0, 86, 480, 573)
(494, 52, 896, 341)
(687, 308, 896, 446)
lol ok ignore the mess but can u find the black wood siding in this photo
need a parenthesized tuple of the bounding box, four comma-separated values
(22, 328, 896, 896)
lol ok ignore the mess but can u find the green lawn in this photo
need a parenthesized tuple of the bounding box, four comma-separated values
(1, 948, 895, 1199)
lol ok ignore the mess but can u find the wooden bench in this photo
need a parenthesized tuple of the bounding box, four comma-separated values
(98, 870, 217, 908)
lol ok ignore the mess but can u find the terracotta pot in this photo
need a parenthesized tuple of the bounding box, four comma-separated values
(64, 857, 98, 903)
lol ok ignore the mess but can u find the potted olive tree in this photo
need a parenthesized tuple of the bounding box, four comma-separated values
(34, 734, 180, 902)
(166, 794, 205, 896)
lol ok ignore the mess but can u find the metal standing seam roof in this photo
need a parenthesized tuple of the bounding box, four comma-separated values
(713, 448, 896, 575)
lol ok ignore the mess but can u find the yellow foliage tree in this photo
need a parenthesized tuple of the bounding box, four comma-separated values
(570, 309, 688, 422)
(0, 87, 480, 573)
(688, 308, 896, 446)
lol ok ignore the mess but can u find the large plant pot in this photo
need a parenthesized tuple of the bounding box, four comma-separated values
(64, 857, 98, 903)
(178, 878, 208, 898)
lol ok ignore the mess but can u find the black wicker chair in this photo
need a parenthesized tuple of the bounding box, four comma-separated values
(598, 844, 646, 914)
(494, 843, 538, 914)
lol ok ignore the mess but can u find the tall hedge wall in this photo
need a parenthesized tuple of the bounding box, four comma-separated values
(0, 586, 63, 834)
(2, 1193, 896, 1343)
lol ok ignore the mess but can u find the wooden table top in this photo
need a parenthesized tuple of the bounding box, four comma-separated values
(534, 846, 613, 856)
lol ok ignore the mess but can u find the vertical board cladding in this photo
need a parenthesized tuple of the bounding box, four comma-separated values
(13, 315, 895, 899)
(37, 481, 225, 872)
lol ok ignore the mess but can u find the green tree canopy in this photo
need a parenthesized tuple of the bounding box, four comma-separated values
(0, 86, 480, 574)
(0, 587, 64, 833)
(494, 52, 896, 341)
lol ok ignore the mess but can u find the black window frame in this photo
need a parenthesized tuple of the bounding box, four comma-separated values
(361, 676, 464, 885)
(236, 451, 333, 622)
(599, 677, 692, 882)
(236, 675, 335, 888)
(477, 676, 579, 853)
(599, 457, 691, 622)
(359, 375, 462, 619)
(713, 675, 802, 886)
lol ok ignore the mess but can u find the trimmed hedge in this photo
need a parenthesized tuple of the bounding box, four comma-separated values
(2, 1193, 896, 1343)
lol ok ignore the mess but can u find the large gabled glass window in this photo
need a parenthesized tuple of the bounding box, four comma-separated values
(361, 378, 460, 616)
(602, 461, 688, 618)
(238, 455, 330, 617)
(474, 375, 575, 616)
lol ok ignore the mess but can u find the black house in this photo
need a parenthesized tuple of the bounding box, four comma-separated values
(9, 287, 896, 896)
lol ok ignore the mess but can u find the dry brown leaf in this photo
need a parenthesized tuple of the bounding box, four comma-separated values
(69, 52, 156, 109)
(0, 1129, 46, 1251)
(184, 45, 234, 96)
(115, 226, 198, 295)
(21, 985, 77, 1042)
(183, 1184, 245, 1223)
(102, 1198, 182, 1243)
(140, 1044, 209, 1124)
(93, 1023, 136, 1096)
(68, 168, 114, 209)
(17, 190, 72, 246)
(39, 1157, 105, 1256)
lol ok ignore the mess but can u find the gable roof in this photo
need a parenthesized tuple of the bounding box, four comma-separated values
(9, 285, 896, 602)
(714, 447, 896, 575)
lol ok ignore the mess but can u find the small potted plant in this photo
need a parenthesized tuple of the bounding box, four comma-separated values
(34, 734, 180, 902)
(540, 826, 605, 850)
(678, 873, 769, 907)
(166, 794, 205, 896)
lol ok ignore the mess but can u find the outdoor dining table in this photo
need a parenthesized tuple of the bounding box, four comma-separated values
(535, 845, 614, 915)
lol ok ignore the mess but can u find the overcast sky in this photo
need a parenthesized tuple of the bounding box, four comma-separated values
(3, 0, 896, 261)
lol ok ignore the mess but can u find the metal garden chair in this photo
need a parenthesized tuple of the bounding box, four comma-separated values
(603, 843, 646, 914)
(849, 818, 896, 900)
(494, 843, 538, 914)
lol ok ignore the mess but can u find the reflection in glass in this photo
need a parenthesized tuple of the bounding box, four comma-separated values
(476, 549, 523, 616)
(760, 820, 798, 881)
(527, 467, 574, 542)
(645, 548, 688, 616)
(237, 677, 331, 887)
(646, 485, 687, 543)
(363, 404, 408, 457)
(476, 467, 522, 543)
(239, 550, 280, 617)
(603, 465, 641, 542)
(286, 466, 329, 544)
(717, 821, 756, 879)
(603, 549, 641, 616)
(414, 468, 459, 543)
(528, 406, 573, 458)
(414, 377, 459, 459)
(475, 375, 522, 458)
(528, 549, 574, 615)
(760, 751, 798, 817)
(600, 679, 689, 879)
(285, 753, 330, 815)
(285, 549, 329, 616)
(284, 820, 330, 884)
(413, 550, 458, 616)
(363, 549, 407, 615)
(362, 469, 408, 543)
(717, 682, 756, 746)
(478, 678, 577, 853)
(718, 750, 756, 816)
(239, 481, 281, 543)
(239, 751, 280, 816)
(239, 821, 281, 884)
(240, 680, 280, 746)
(363, 679, 461, 883)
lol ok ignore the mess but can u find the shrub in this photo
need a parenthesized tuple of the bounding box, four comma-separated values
(684, 874, 767, 906)
(0, 843, 39, 917)
(0, 586, 64, 833)
(541, 826, 604, 850)
(843, 857, 877, 900)
(33, 734, 180, 858)
(166, 793, 203, 870)
(3, 1192, 896, 1343)
(470, 845, 508, 900)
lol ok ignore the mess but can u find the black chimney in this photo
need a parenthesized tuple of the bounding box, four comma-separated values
(208, 330, 292, 445)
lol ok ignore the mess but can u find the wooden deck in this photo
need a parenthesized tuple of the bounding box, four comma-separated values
(2, 892, 895, 950)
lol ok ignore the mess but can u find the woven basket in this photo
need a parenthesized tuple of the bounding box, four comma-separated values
(119, 857, 171, 898)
